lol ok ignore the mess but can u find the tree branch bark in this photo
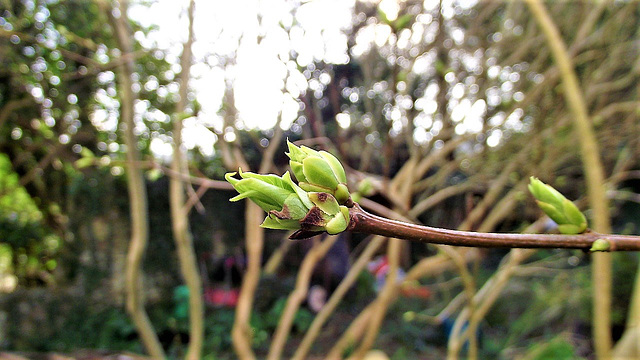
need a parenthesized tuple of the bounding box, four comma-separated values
(348, 204, 640, 251)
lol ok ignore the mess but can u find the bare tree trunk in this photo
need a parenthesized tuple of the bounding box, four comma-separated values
(524, 1, 613, 358)
(169, 1, 204, 359)
(105, 0, 165, 357)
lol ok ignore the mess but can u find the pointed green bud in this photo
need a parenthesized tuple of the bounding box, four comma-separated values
(226, 169, 315, 234)
(227, 143, 354, 236)
(529, 177, 588, 234)
(528, 177, 564, 209)
(536, 201, 567, 225)
(319, 151, 347, 183)
(227, 174, 291, 213)
(303, 156, 340, 190)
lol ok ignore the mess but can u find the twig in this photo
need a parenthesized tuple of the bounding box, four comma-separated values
(347, 203, 640, 251)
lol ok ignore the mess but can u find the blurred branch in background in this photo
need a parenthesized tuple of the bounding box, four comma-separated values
(523, 1, 613, 357)
(168, 0, 204, 359)
(105, 0, 165, 358)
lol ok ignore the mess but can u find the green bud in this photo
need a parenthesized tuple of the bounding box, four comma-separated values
(325, 210, 348, 234)
(319, 151, 347, 183)
(357, 178, 374, 197)
(529, 177, 588, 234)
(286, 139, 351, 205)
(562, 198, 587, 233)
(226, 169, 293, 213)
(535, 201, 568, 225)
(403, 311, 416, 322)
(528, 177, 564, 209)
(303, 156, 340, 190)
(590, 239, 610, 252)
(324, 206, 350, 234)
(289, 160, 307, 183)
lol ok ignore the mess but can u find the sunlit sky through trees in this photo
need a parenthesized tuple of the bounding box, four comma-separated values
(128, 0, 353, 159)
(106, 0, 529, 160)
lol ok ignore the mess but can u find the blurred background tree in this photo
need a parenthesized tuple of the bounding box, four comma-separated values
(0, 0, 638, 359)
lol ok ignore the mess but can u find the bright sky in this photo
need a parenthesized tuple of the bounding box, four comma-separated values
(123, 0, 523, 159)
(128, 0, 354, 158)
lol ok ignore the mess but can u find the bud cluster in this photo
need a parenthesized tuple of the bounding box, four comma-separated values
(225, 141, 352, 239)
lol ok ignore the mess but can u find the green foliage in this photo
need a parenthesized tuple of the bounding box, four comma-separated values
(265, 297, 313, 333)
(204, 309, 236, 356)
(523, 336, 585, 360)
(172, 285, 190, 320)
(355, 270, 376, 301)
(0, 155, 61, 286)
(0, 154, 41, 222)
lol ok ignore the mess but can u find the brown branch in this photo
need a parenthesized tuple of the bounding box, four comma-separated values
(347, 203, 640, 251)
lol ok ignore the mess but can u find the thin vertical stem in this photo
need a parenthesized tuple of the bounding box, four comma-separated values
(524, 1, 613, 358)
(169, 1, 204, 359)
(106, 0, 165, 357)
